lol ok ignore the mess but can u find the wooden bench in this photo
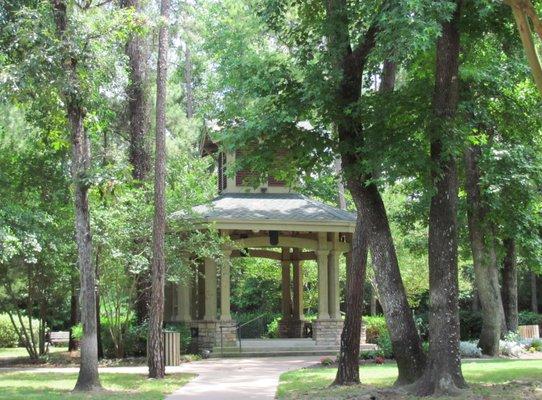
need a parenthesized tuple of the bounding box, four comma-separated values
(519, 325, 540, 340)
(47, 331, 70, 346)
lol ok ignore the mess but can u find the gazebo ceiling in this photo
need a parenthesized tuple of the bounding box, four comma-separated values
(175, 192, 356, 233)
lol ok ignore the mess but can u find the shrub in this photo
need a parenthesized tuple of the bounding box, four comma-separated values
(0, 314, 19, 348)
(374, 356, 385, 364)
(320, 356, 334, 366)
(71, 323, 83, 340)
(518, 311, 542, 326)
(500, 340, 524, 357)
(459, 341, 482, 358)
(376, 330, 394, 359)
(526, 338, 542, 351)
(363, 315, 387, 344)
(266, 316, 280, 338)
(359, 349, 384, 360)
(459, 311, 482, 340)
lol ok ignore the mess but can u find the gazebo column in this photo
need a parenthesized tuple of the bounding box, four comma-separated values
(178, 279, 191, 322)
(203, 258, 217, 321)
(316, 232, 330, 320)
(314, 231, 344, 347)
(291, 248, 305, 337)
(279, 248, 293, 338)
(220, 249, 232, 321)
(197, 262, 206, 319)
(328, 233, 341, 320)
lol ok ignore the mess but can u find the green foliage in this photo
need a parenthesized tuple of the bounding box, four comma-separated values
(459, 311, 483, 340)
(518, 311, 542, 326)
(0, 314, 19, 348)
(376, 330, 394, 359)
(164, 322, 193, 353)
(529, 339, 542, 351)
(363, 315, 387, 344)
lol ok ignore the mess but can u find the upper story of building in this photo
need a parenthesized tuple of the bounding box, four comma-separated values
(201, 135, 292, 195)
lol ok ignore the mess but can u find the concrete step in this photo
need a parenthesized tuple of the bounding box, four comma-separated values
(209, 349, 341, 358)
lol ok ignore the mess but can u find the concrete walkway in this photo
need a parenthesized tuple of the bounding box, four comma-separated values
(0, 356, 320, 399)
(166, 356, 320, 400)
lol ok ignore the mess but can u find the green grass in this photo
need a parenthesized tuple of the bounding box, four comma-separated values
(277, 359, 542, 399)
(0, 372, 195, 400)
(0, 347, 68, 359)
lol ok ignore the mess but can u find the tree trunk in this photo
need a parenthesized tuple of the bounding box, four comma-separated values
(121, 0, 152, 325)
(95, 252, 103, 359)
(334, 214, 368, 385)
(369, 284, 377, 316)
(68, 280, 79, 352)
(184, 43, 194, 119)
(351, 181, 426, 385)
(147, 0, 169, 379)
(412, 1, 466, 395)
(502, 238, 518, 333)
(334, 157, 347, 210)
(325, 0, 425, 385)
(50, 0, 101, 391)
(532, 272, 539, 313)
(464, 145, 502, 355)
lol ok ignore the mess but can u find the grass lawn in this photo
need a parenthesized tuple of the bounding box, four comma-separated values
(0, 372, 195, 400)
(277, 359, 542, 399)
(0, 347, 68, 359)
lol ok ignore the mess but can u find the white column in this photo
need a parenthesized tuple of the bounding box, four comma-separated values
(317, 232, 330, 320)
(204, 258, 217, 321)
(178, 280, 191, 322)
(292, 250, 304, 320)
(220, 249, 232, 321)
(328, 233, 341, 319)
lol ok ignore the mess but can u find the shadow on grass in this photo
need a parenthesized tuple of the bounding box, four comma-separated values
(0, 372, 195, 400)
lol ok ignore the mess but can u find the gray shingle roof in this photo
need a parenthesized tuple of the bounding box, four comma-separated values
(184, 193, 356, 224)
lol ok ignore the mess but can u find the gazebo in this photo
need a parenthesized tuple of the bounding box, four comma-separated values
(165, 145, 362, 354)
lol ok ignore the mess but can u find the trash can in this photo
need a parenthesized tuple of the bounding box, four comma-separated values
(164, 331, 181, 366)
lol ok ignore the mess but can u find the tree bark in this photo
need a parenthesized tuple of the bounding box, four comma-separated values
(68, 279, 80, 352)
(325, 0, 425, 385)
(147, 0, 169, 379)
(464, 145, 502, 355)
(184, 43, 194, 119)
(120, 0, 152, 325)
(502, 238, 518, 333)
(412, 1, 466, 395)
(532, 272, 539, 313)
(50, 0, 101, 391)
(334, 214, 368, 385)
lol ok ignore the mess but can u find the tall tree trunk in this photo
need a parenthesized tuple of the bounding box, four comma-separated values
(502, 238, 518, 333)
(121, 0, 152, 325)
(335, 214, 368, 385)
(334, 158, 347, 210)
(351, 182, 426, 385)
(464, 145, 502, 355)
(532, 272, 539, 313)
(369, 284, 377, 316)
(325, 0, 425, 385)
(184, 43, 194, 119)
(50, 0, 101, 391)
(147, 0, 169, 379)
(95, 251, 103, 359)
(68, 279, 79, 352)
(412, 1, 466, 395)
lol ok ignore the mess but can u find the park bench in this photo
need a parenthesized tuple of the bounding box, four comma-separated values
(47, 331, 70, 346)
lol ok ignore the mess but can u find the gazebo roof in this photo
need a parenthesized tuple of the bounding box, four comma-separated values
(179, 192, 356, 233)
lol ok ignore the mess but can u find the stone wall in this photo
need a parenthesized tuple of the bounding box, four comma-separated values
(278, 318, 306, 338)
(313, 319, 367, 347)
(189, 320, 237, 352)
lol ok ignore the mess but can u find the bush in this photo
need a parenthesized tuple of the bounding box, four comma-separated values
(459, 341, 482, 358)
(376, 330, 394, 359)
(359, 349, 384, 360)
(320, 356, 335, 366)
(363, 315, 387, 344)
(459, 311, 483, 340)
(531, 339, 542, 351)
(500, 340, 524, 357)
(518, 311, 542, 326)
(0, 314, 19, 348)
(266, 316, 280, 338)
(233, 312, 280, 339)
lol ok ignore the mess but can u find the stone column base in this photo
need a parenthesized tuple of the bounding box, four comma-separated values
(189, 320, 237, 352)
(278, 318, 305, 338)
(313, 319, 343, 346)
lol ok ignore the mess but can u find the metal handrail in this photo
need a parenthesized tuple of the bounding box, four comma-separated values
(236, 313, 268, 353)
